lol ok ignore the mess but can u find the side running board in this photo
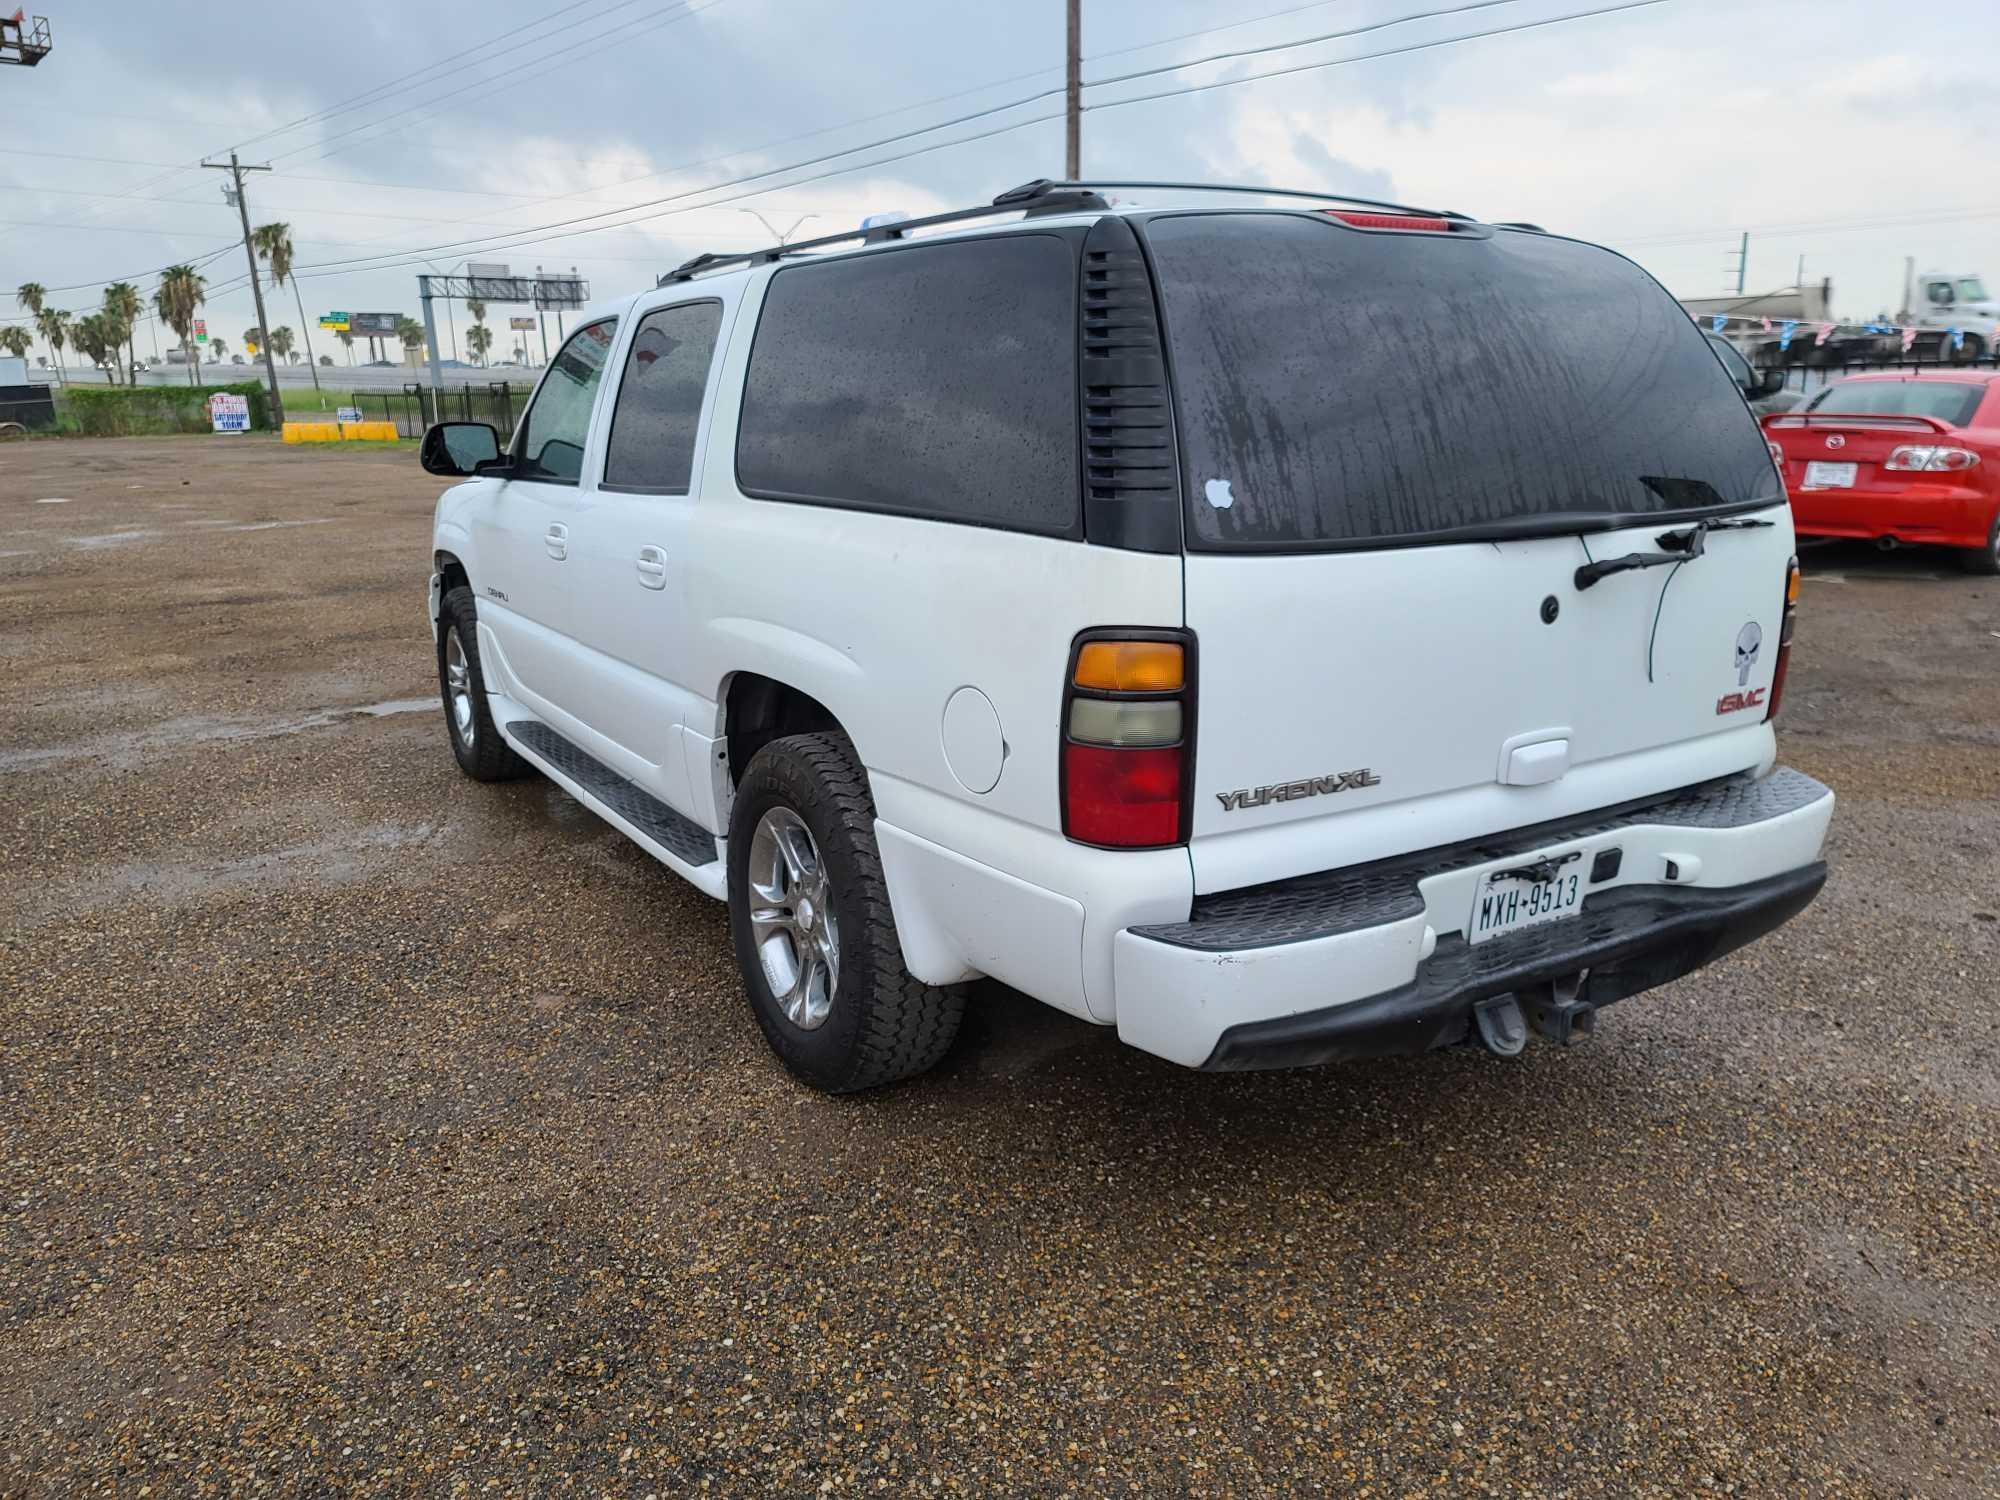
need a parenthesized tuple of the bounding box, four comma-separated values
(504, 720, 719, 868)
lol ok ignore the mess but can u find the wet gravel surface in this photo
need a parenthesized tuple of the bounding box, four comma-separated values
(2, 436, 1996, 1497)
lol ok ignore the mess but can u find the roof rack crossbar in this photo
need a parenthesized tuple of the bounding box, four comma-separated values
(657, 187, 1113, 285)
(997, 177, 1471, 223)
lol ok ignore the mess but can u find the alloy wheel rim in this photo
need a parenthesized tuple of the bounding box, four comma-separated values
(746, 806, 840, 1030)
(445, 628, 475, 747)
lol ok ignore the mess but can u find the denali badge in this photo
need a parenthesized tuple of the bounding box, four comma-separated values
(1217, 768, 1380, 811)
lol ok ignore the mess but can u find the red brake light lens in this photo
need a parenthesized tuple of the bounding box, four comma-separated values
(1324, 210, 1451, 232)
(1063, 743, 1183, 847)
(1884, 444, 1979, 472)
(1062, 632, 1193, 849)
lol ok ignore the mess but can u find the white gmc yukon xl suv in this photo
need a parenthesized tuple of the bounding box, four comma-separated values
(421, 180, 1834, 1092)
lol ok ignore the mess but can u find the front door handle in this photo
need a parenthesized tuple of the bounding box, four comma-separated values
(543, 523, 568, 561)
(635, 545, 668, 590)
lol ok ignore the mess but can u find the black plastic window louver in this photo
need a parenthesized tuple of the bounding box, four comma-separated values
(1079, 215, 1182, 553)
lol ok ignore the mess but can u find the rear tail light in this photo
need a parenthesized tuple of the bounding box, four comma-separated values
(1062, 631, 1193, 848)
(1766, 557, 1801, 722)
(1884, 444, 1979, 472)
(1323, 210, 1451, 232)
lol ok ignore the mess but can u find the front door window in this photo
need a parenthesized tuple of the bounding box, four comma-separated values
(516, 319, 617, 482)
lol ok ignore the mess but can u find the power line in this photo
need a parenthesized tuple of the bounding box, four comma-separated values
(1085, 0, 1669, 114)
(269, 0, 1630, 281)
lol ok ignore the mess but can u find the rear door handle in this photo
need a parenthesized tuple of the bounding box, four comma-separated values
(543, 523, 568, 561)
(635, 545, 668, 590)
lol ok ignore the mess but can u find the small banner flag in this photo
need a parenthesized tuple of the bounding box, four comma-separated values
(1814, 322, 1836, 346)
(1950, 326, 1965, 351)
(1710, 315, 1728, 333)
(1760, 316, 1772, 333)
(1902, 327, 1919, 352)
(1779, 319, 1799, 351)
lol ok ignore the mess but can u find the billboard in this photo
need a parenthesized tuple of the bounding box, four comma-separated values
(347, 312, 399, 337)
(534, 274, 587, 311)
(466, 262, 535, 302)
(508, 316, 536, 331)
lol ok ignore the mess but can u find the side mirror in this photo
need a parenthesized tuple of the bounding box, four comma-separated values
(1755, 367, 1788, 397)
(420, 421, 505, 477)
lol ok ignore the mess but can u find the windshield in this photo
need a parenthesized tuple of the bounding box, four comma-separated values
(1959, 278, 1990, 302)
(1805, 379, 1984, 426)
(1145, 214, 1778, 551)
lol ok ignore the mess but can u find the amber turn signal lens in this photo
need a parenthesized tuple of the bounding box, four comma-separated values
(1785, 559, 1802, 606)
(1073, 640, 1184, 693)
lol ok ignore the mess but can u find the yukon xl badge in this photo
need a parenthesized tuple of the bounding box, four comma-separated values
(1217, 768, 1380, 812)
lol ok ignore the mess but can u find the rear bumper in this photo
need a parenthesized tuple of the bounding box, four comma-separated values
(1199, 864, 1824, 1069)
(1790, 482, 1996, 549)
(1112, 767, 1834, 1068)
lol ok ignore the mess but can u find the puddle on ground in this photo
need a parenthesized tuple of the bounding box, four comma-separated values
(66, 529, 162, 549)
(182, 517, 335, 533)
(33, 497, 72, 505)
(7, 822, 442, 924)
(0, 697, 440, 773)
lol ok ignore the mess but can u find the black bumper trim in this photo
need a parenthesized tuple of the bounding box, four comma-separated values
(1199, 863, 1828, 1071)
(1139, 768, 1831, 953)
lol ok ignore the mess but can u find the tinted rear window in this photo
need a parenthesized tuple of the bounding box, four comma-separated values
(1805, 379, 1984, 426)
(735, 233, 1079, 534)
(1145, 213, 1779, 551)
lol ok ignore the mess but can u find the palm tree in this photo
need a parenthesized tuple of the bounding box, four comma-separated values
(465, 297, 488, 366)
(71, 312, 122, 379)
(16, 282, 47, 368)
(267, 326, 295, 363)
(102, 281, 145, 383)
(395, 316, 425, 366)
(34, 307, 68, 384)
(336, 329, 354, 365)
(251, 222, 320, 392)
(464, 324, 493, 366)
(209, 337, 228, 362)
(154, 264, 207, 385)
(241, 326, 264, 355)
(0, 325, 30, 359)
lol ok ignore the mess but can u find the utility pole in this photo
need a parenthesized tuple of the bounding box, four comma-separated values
(1723, 230, 1749, 295)
(1065, 0, 1082, 178)
(203, 152, 285, 428)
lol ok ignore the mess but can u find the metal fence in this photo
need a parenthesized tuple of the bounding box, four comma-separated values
(341, 382, 521, 439)
(1766, 350, 1999, 398)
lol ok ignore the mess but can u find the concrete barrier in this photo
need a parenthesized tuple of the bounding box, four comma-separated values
(282, 420, 401, 444)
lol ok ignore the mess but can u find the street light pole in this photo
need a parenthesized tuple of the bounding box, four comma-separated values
(1065, 0, 1081, 178)
(202, 151, 285, 428)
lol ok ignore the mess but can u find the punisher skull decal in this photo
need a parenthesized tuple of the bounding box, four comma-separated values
(1734, 621, 1763, 687)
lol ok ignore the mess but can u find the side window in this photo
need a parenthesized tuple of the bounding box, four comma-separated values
(602, 300, 724, 492)
(735, 233, 1079, 534)
(516, 318, 616, 483)
(1928, 281, 1955, 306)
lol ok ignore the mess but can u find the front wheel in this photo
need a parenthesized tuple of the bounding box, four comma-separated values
(727, 732, 965, 1092)
(436, 585, 531, 781)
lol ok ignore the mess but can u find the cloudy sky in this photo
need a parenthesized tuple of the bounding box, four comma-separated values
(3, 0, 1993, 361)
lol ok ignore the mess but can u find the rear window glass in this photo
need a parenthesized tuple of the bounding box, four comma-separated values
(1145, 213, 1779, 551)
(1804, 379, 1983, 426)
(735, 233, 1079, 534)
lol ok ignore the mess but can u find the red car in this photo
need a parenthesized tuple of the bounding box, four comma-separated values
(1763, 370, 2000, 574)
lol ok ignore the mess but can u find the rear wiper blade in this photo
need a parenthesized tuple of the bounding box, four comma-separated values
(1575, 513, 1778, 590)
(1655, 514, 1776, 551)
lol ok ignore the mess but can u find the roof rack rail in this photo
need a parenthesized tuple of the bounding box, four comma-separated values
(996, 177, 1471, 223)
(657, 185, 1114, 285)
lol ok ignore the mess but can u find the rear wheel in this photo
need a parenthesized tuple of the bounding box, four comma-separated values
(727, 732, 965, 1092)
(1961, 513, 2000, 576)
(436, 585, 530, 781)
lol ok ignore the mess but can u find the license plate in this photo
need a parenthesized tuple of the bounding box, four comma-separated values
(1802, 460, 1857, 489)
(1467, 858, 1586, 946)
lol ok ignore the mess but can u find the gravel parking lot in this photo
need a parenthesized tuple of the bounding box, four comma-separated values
(3, 436, 1996, 1497)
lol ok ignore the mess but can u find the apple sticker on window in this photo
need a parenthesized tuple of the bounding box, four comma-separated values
(1204, 478, 1234, 510)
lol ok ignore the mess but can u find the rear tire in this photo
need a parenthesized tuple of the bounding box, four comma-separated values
(1961, 514, 2000, 576)
(727, 732, 965, 1092)
(437, 585, 531, 782)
